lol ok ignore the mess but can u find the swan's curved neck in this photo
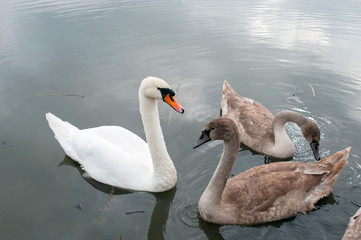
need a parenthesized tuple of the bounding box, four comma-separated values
(139, 93, 176, 190)
(200, 138, 239, 207)
(271, 110, 308, 157)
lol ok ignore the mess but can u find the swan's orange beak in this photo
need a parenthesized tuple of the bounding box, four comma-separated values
(163, 94, 184, 114)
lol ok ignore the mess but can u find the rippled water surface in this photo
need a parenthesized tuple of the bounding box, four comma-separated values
(1, 0, 361, 239)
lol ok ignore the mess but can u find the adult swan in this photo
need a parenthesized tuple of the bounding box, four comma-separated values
(46, 77, 184, 192)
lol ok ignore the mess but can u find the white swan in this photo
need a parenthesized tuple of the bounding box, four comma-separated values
(193, 118, 350, 225)
(221, 80, 321, 160)
(46, 77, 184, 192)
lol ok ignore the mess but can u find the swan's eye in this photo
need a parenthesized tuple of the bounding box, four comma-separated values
(158, 88, 176, 99)
(199, 132, 205, 140)
(310, 137, 319, 148)
(204, 129, 212, 138)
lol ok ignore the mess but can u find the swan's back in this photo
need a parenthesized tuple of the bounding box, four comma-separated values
(221, 80, 275, 146)
(46, 112, 80, 159)
(46, 112, 154, 191)
(71, 128, 154, 190)
(221, 80, 321, 160)
(218, 147, 350, 225)
(343, 207, 361, 240)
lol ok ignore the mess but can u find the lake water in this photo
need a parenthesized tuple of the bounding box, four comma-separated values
(1, 0, 361, 239)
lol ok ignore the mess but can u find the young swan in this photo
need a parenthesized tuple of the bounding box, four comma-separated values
(46, 77, 184, 192)
(342, 207, 361, 240)
(221, 80, 321, 160)
(193, 118, 350, 225)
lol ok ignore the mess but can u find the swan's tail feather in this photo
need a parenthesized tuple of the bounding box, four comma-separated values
(318, 147, 350, 175)
(222, 80, 239, 97)
(46, 112, 79, 155)
(310, 147, 350, 201)
(322, 147, 350, 185)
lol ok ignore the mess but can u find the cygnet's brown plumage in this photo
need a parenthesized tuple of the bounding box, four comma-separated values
(221, 80, 321, 160)
(193, 118, 350, 225)
(343, 207, 361, 240)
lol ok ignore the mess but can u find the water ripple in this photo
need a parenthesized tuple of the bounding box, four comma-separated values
(173, 203, 200, 228)
(12, 0, 121, 19)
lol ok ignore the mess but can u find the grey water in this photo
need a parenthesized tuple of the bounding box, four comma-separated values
(1, 0, 361, 239)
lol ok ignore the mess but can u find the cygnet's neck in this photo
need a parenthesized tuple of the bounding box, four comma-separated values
(139, 93, 177, 191)
(199, 137, 239, 208)
(271, 110, 305, 158)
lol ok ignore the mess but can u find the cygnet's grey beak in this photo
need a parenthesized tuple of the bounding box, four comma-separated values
(193, 130, 211, 149)
(310, 140, 320, 161)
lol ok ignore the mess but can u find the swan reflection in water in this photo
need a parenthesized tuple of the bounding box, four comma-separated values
(58, 155, 176, 240)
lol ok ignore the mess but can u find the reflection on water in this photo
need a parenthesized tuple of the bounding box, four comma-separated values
(1, 0, 361, 239)
(148, 188, 176, 240)
(59, 155, 132, 196)
(177, 204, 199, 228)
(60, 155, 176, 239)
(199, 218, 224, 240)
(247, 2, 330, 50)
(12, 0, 120, 19)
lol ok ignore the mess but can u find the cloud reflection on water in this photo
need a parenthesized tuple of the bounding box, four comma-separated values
(246, 3, 330, 50)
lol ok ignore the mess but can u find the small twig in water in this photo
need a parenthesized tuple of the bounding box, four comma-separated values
(94, 186, 115, 225)
(75, 203, 83, 210)
(125, 210, 145, 215)
(351, 200, 361, 207)
(309, 84, 315, 96)
(26, 93, 103, 101)
(166, 83, 182, 135)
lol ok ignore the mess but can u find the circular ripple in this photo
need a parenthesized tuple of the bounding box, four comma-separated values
(172, 203, 200, 228)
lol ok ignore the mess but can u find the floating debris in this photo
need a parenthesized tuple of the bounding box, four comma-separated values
(289, 88, 304, 98)
(125, 210, 145, 215)
(26, 93, 103, 101)
(166, 82, 182, 134)
(75, 203, 83, 210)
(351, 200, 361, 207)
(128, 225, 140, 231)
(94, 186, 115, 225)
(309, 84, 316, 96)
(1, 140, 15, 148)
